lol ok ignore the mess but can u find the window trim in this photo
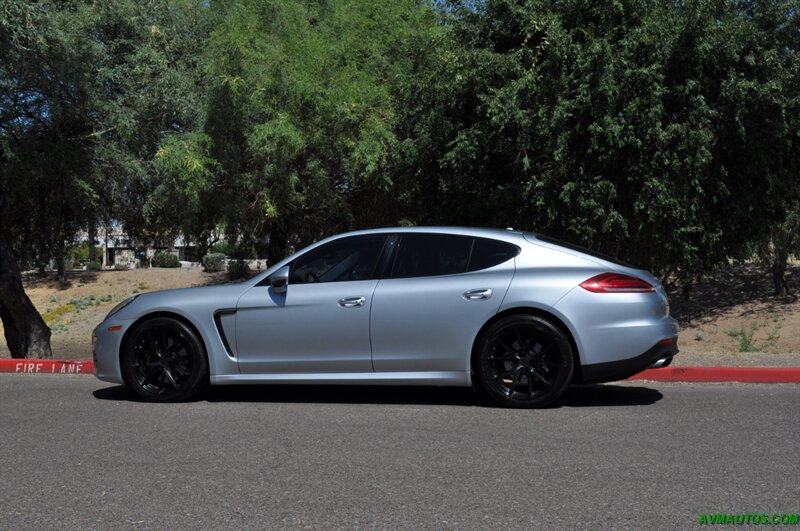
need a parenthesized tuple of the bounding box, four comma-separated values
(467, 236, 521, 272)
(290, 234, 389, 285)
(256, 234, 390, 287)
(258, 232, 522, 286)
(387, 233, 521, 280)
(388, 233, 470, 279)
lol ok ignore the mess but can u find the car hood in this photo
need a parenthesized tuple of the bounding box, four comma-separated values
(112, 282, 252, 321)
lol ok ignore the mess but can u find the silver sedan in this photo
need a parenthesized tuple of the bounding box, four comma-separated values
(93, 227, 678, 407)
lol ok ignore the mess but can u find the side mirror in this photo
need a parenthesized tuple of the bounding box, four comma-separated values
(269, 265, 290, 294)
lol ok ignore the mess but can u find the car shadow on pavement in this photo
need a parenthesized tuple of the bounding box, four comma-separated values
(93, 383, 663, 408)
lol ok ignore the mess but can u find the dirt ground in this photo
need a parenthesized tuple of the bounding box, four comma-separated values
(669, 262, 800, 367)
(2, 263, 799, 366)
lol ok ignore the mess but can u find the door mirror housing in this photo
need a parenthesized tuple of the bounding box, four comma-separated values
(269, 265, 290, 294)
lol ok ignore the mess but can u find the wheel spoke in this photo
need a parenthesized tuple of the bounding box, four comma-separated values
(170, 363, 189, 377)
(163, 367, 179, 389)
(144, 364, 161, 382)
(160, 327, 169, 350)
(146, 333, 158, 354)
(498, 339, 518, 357)
(165, 341, 183, 355)
(528, 369, 534, 398)
(507, 367, 522, 396)
(530, 368, 551, 387)
(520, 334, 535, 355)
(495, 367, 517, 380)
(157, 368, 168, 392)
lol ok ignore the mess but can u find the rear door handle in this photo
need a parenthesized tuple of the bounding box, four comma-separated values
(463, 288, 492, 301)
(338, 296, 366, 308)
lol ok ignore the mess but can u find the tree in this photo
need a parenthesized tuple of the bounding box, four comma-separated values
(398, 0, 800, 288)
(202, 0, 439, 260)
(0, 0, 211, 357)
(0, 242, 51, 358)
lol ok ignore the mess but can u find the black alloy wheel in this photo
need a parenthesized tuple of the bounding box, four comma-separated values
(122, 317, 208, 402)
(476, 314, 574, 408)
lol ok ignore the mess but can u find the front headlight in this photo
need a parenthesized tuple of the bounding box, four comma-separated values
(105, 295, 138, 320)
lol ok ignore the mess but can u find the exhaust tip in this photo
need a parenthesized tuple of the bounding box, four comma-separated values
(648, 356, 673, 369)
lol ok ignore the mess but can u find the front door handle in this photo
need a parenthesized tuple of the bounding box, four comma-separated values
(463, 288, 493, 301)
(338, 296, 366, 308)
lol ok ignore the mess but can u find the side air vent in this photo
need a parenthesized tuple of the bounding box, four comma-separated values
(213, 310, 237, 359)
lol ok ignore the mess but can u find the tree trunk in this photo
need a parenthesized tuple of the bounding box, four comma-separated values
(88, 221, 97, 262)
(0, 241, 52, 359)
(772, 251, 790, 297)
(55, 253, 66, 282)
(102, 227, 109, 268)
(267, 227, 288, 266)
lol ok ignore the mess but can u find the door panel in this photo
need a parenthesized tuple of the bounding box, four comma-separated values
(370, 265, 514, 373)
(235, 280, 378, 374)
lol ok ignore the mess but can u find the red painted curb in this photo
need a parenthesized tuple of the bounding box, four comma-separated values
(1, 359, 798, 383)
(0, 358, 94, 374)
(628, 366, 800, 383)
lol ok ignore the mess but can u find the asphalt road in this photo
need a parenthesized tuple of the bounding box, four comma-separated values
(1, 375, 798, 530)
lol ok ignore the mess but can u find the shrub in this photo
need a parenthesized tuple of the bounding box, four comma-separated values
(210, 241, 234, 256)
(68, 243, 103, 263)
(69, 295, 96, 311)
(202, 252, 226, 272)
(153, 251, 180, 268)
(86, 260, 102, 271)
(227, 259, 251, 280)
(113, 263, 129, 271)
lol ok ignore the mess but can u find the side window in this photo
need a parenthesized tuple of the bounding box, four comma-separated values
(468, 238, 520, 271)
(390, 234, 472, 278)
(290, 235, 387, 284)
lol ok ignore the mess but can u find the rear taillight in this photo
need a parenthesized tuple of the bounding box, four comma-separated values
(579, 272, 656, 293)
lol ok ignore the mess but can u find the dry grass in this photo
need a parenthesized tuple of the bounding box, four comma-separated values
(672, 262, 800, 355)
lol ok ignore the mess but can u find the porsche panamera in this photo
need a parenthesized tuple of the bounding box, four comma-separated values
(93, 227, 678, 408)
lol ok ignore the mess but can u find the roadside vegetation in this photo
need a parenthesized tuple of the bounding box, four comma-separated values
(1, 0, 798, 358)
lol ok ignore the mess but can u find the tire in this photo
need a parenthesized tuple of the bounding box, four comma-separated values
(475, 314, 574, 408)
(122, 317, 208, 402)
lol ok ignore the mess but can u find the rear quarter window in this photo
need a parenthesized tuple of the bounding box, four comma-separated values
(468, 238, 520, 271)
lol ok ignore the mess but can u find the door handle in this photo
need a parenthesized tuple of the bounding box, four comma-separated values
(338, 296, 366, 308)
(463, 288, 493, 301)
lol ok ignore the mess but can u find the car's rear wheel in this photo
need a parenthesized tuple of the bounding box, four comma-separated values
(122, 317, 208, 402)
(476, 314, 574, 408)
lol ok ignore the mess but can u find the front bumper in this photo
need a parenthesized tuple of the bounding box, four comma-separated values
(92, 318, 134, 384)
(579, 337, 679, 384)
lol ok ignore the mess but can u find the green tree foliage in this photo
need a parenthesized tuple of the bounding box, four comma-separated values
(1, 0, 799, 359)
(400, 0, 800, 286)
(201, 0, 439, 257)
(1, 0, 212, 272)
(1, 1, 101, 277)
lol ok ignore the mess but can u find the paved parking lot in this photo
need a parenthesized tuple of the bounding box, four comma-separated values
(1, 375, 797, 529)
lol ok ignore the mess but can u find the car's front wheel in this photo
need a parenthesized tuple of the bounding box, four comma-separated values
(475, 314, 574, 408)
(122, 317, 208, 402)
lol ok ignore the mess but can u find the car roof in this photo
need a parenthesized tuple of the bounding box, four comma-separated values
(250, 226, 532, 284)
(329, 226, 527, 241)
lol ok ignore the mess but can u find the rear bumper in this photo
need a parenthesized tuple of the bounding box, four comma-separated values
(579, 337, 679, 384)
